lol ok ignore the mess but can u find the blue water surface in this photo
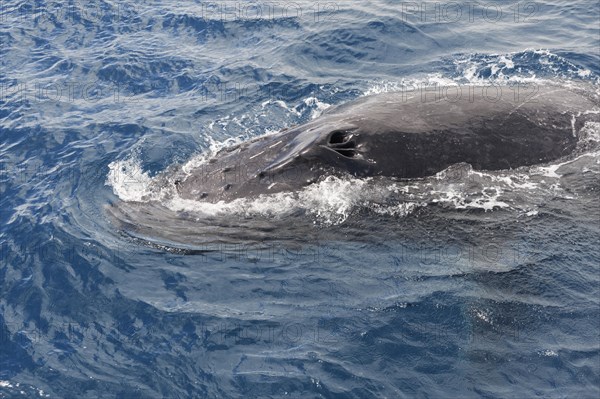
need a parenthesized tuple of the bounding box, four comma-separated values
(1, 1, 599, 398)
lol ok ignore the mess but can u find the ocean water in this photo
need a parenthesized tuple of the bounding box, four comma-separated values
(1, 1, 600, 398)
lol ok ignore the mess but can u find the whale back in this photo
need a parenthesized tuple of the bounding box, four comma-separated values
(175, 85, 599, 202)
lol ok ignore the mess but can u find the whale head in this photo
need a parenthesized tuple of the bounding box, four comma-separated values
(173, 86, 597, 203)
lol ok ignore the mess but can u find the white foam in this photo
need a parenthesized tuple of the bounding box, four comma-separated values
(580, 121, 600, 143)
(106, 156, 156, 202)
(163, 175, 408, 225)
(499, 55, 515, 70)
(534, 163, 562, 179)
(260, 96, 331, 120)
(473, 308, 492, 324)
(532, 148, 600, 179)
(363, 75, 460, 96)
(371, 202, 424, 216)
(303, 97, 331, 119)
(181, 134, 247, 173)
(430, 185, 509, 211)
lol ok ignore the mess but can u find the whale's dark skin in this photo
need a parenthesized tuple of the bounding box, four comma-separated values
(174, 85, 599, 202)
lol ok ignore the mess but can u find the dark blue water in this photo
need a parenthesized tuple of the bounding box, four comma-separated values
(1, 1, 600, 397)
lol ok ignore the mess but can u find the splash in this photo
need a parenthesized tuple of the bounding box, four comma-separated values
(363, 49, 599, 96)
(107, 155, 157, 202)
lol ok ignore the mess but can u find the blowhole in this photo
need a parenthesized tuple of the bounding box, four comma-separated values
(329, 130, 350, 144)
(335, 148, 357, 158)
(328, 131, 357, 158)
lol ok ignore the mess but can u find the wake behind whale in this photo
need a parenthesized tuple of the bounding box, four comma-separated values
(171, 84, 599, 203)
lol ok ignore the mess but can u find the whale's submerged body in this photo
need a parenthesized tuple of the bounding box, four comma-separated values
(174, 85, 599, 203)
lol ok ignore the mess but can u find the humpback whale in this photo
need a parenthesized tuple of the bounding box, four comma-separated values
(174, 84, 599, 203)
